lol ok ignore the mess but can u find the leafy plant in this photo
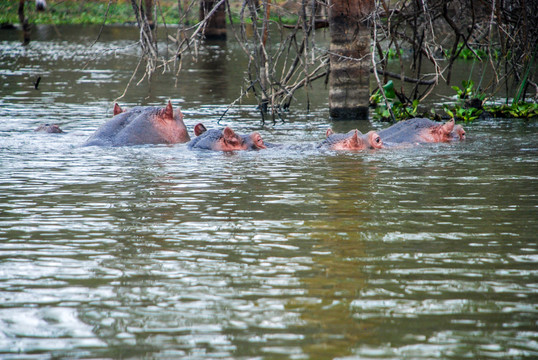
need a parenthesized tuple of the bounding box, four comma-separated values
(445, 80, 487, 122)
(371, 81, 420, 121)
(392, 100, 419, 119)
(370, 80, 395, 105)
(384, 48, 404, 59)
(486, 102, 538, 119)
(445, 104, 483, 122)
(452, 80, 477, 100)
(444, 43, 488, 60)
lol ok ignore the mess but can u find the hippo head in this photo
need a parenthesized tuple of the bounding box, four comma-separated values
(151, 101, 189, 143)
(35, 123, 63, 133)
(322, 129, 383, 150)
(189, 123, 266, 151)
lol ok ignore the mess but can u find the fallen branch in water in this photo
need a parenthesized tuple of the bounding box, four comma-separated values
(371, 68, 436, 85)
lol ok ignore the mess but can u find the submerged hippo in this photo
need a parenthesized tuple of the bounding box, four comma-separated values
(188, 123, 266, 151)
(84, 101, 189, 146)
(35, 123, 63, 133)
(318, 129, 384, 150)
(378, 118, 465, 146)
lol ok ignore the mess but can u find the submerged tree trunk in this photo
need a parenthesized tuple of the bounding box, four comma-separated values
(144, 0, 154, 28)
(328, 0, 374, 119)
(18, 0, 30, 45)
(199, 0, 227, 40)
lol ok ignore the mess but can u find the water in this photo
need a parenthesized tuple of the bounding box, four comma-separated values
(1, 25, 537, 359)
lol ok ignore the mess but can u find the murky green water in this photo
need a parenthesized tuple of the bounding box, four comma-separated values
(1, 25, 537, 359)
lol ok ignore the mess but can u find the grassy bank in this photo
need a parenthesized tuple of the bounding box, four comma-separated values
(1, 0, 190, 26)
(0, 0, 298, 26)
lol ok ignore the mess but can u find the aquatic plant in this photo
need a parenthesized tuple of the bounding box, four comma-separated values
(486, 103, 538, 119)
(371, 81, 420, 122)
(452, 80, 481, 100)
(444, 43, 489, 61)
(445, 104, 483, 123)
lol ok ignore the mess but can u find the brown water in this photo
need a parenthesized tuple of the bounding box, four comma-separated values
(0, 25, 537, 359)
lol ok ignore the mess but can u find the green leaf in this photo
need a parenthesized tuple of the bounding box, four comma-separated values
(383, 80, 396, 100)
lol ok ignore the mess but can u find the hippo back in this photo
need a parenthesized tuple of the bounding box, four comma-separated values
(187, 129, 223, 150)
(378, 118, 437, 144)
(83, 107, 144, 147)
(84, 104, 189, 147)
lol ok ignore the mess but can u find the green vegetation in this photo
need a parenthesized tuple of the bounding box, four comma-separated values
(0, 0, 298, 26)
(444, 43, 491, 61)
(372, 79, 537, 122)
(445, 80, 537, 121)
(487, 102, 538, 119)
(444, 80, 484, 122)
(0, 0, 148, 25)
(370, 81, 422, 122)
(384, 48, 404, 59)
(445, 104, 483, 122)
(451, 80, 484, 101)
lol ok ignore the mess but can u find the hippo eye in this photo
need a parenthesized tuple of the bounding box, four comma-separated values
(375, 136, 380, 143)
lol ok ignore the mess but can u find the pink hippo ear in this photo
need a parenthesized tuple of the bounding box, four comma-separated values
(223, 127, 238, 142)
(113, 103, 123, 116)
(326, 128, 334, 137)
(339, 130, 364, 150)
(222, 127, 242, 148)
(441, 118, 455, 134)
(350, 130, 362, 148)
(161, 101, 175, 121)
(367, 131, 383, 149)
(194, 123, 207, 137)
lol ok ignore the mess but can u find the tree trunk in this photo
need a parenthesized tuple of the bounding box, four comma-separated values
(328, 0, 374, 119)
(18, 0, 30, 45)
(199, 0, 227, 40)
(144, 0, 154, 28)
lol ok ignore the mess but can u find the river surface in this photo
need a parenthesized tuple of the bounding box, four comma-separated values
(0, 25, 537, 359)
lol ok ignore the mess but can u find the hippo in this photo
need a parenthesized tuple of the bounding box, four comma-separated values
(35, 123, 63, 133)
(188, 123, 266, 151)
(317, 129, 384, 150)
(84, 101, 189, 147)
(378, 118, 465, 146)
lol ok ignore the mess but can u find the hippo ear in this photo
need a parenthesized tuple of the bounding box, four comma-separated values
(326, 128, 334, 138)
(223, 127, 241, 145)
(441, 118, 455, 134)
(162, 101, 174, 120)
(351, 130, 361, 146)
(113, 103, 123, 116)
(194, 123, 207, 137)
(223, 127, 236, 140)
